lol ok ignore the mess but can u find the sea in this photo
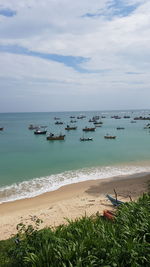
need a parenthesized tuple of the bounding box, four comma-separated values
(0, 109, 150, 204)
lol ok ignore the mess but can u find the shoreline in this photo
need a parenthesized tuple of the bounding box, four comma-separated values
(0, 172, 149, 241)
(1, 163, 150, 204)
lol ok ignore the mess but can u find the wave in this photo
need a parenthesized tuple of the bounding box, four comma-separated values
(0, 164, 150, 204)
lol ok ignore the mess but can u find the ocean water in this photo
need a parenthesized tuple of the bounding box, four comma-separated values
(0, 110, 150, 203)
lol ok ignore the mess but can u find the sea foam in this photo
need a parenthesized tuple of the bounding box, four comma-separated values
(0, 164, 150, 204)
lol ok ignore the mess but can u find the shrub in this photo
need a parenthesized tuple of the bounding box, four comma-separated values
(1, 194, 150, 267)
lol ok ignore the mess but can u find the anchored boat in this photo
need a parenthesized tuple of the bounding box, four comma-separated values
(65, 125, 77, 130)
(47, 133, 65, 140)
(80, 137, 93, 141)
(34, 130, 47, 135)
(104, 134, 116, 139)
(83, 127, 95, 132)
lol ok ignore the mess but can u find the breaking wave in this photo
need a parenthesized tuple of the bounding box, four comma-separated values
(0, 164, 150, 203)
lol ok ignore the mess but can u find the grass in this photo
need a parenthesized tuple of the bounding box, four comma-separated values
(0, 193, 150, 267)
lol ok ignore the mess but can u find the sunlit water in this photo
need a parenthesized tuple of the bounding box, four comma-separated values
(0, 110, 150, 203)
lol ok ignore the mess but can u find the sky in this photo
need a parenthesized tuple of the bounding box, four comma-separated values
(0, 0, 150, 112)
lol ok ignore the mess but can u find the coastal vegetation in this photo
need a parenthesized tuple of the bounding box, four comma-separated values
(0, 193, 150, 267)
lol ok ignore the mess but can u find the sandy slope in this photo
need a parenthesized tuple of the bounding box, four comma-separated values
(0, 173, 149, 240)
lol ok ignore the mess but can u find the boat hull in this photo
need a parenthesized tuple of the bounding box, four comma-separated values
(47, 135, 65, 140)
(65, 127, 77, 130)
(83, 128, 95, 131)
(80, 138, 93, 141)
(34, 131, 47, 135)
(104, 136, 116, 139)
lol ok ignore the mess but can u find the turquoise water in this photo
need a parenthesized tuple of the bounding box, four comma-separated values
(0, 110, 150, 203)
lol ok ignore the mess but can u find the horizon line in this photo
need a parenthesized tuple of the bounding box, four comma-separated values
(0, 108, 150, 114)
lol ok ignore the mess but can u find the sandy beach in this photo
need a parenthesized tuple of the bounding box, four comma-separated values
(0, 172, 149, 241)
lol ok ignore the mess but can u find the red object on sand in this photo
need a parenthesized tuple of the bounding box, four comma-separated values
(103, 210, 115, 220)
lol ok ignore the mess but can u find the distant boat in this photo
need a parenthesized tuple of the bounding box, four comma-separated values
(80, 137, 93, 141)
(123, 115, 130, 118)
(83, 127, 96, 132)
(93, 121, 103, 125)
(47, 133, 65, 140)
(65, 125, 77, 130)
(28, 124, 39, 130)
(95, 125, 102, 127)
(89, 119, 95, 122)
(111, 115, 121, 119)
(116, 127, 125, 130)
(0, 127, 4, 131)
(104, 134, 116, 139)
(34, 130, 47, 135)
(55, 121, 63, 125)
(70, 116, 75, 118)
(144, 124, 150, 129)
(134, 116, 150, 120)
(77, 115, 86, 119)
(93, 115, 100, 120)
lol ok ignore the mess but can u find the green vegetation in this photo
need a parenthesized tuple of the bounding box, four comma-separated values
(0, 193, 150, 267)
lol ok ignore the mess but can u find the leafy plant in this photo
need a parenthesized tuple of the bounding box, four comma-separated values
(1, 194, 150, 266)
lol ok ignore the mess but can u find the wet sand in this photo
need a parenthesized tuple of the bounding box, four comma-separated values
(0, 172, 149, 240)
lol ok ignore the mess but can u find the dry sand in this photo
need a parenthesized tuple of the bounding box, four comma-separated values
(0, 172, 149, 240)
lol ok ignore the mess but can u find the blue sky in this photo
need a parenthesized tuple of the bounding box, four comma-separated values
(0, 8, 16, 17)
(83, 0, 139, 19)
(0, 0, 149, 112)
(0, 44, 90, 72)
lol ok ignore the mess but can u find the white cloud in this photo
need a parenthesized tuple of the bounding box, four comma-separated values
(0, 0, 150, 111)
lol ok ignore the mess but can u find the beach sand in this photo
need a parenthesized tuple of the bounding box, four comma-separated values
(0, 173, 149, 240)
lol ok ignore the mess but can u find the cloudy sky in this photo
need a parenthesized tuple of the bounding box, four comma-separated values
(0, 0, 149, 112)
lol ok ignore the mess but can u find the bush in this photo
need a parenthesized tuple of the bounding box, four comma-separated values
(1, 194, 150, 267)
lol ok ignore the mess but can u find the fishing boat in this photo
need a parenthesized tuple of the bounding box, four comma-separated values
(144, 123, 150, 129)
(70, 120, 77, 123)
(65, 125, 77, 130)
(93, 121, 103, 125)
(93, 115, 100, 120)
(77, 115, 86, 119)
(0, 127, 4, 131)
(28, 124, 39, 130)
(89, 119, 95, 122)
(80, 137, 93, 141)
(111, 115, 121, 119)
(82, 127, 96, 132)
(123, 115, 130, 118)
(55, 121, 63, 125)
(34, 130, 47, 135)
(47, 133, 65, 140)
(134, 116, 150, 120)
(106, 194, 124, 206)
(116, 127, 125, 130)
(104, 134, 116, 139)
